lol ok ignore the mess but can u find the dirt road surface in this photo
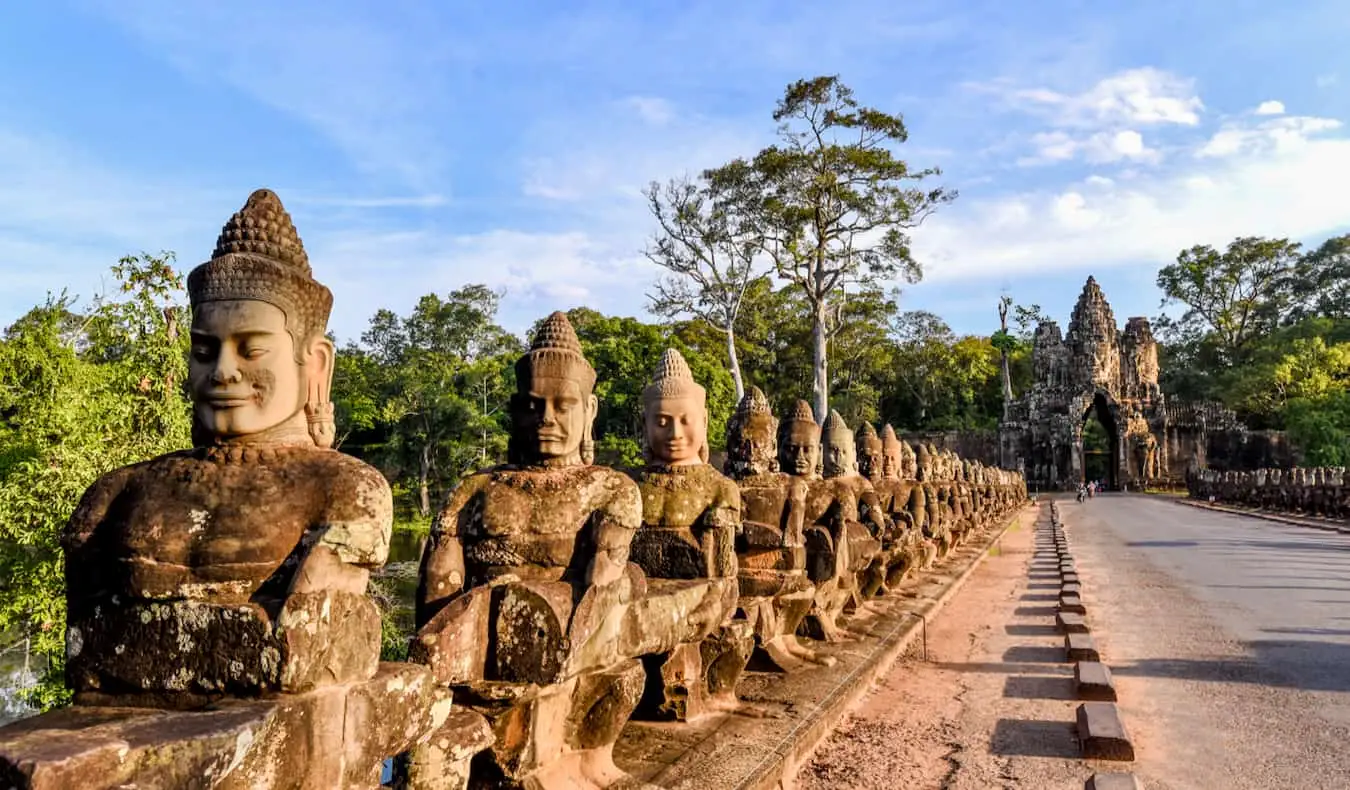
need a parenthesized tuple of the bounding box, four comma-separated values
(797, 507, 1093, 790)
(795, 496, 1350, 789)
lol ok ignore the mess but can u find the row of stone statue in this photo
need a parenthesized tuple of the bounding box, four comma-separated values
(0, 189, 1026, 790)
(1186, 467, 1349, 519)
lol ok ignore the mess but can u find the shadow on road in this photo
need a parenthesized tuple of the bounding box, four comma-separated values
(1002, 646, 1063, 663)
(1004, 624, 1060, 637)
(989, 718, 1080, 758)
(1002, 675, 1077, 701)
(1113, 639, 1350, 693)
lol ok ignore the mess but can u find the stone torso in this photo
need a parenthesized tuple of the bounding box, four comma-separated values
(64, 445, 390, 609)
(630, 463, 740, 579)
(440, 464, 636, 588)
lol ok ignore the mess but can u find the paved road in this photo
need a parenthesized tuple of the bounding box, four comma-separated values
(1066, 494, 1350, 789)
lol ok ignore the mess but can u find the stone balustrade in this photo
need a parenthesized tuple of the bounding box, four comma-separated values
(0, 188, 1030, 790)
(1186, 467, 1349, 520)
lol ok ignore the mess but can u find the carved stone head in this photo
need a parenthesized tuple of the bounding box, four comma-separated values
(855, 422, 884, 481)
(642, 348, 707, 466)
(509, 311, 598, 467)
(821, 411, 857, 478)
(914, 443, 931, 482)
(879, 425, 903, 480)
(725, 386, 778, 477)
(187, 189, 336, 448)
(778, 400, 820, 478)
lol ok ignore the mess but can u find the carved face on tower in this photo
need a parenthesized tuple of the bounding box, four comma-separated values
(856, 422, 884, 481)
(821, 411, 857, 478)
(187, 189, 335, 447)
(643, 349, 707, 466)
(725, 386, 778, 476)
(510, 312, 598, 466)
(779, 400, 820, 477)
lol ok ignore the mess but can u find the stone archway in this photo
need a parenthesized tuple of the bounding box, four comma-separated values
(1079, 390, 1122, 490)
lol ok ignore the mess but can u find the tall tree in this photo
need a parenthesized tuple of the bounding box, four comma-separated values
(707, 75, 955, 421)
(643, 176, 769, 400)
(1155, 236, 1304, 366)
(992, 295, 1015, 408)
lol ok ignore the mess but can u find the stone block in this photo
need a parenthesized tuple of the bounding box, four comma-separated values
(1060, 594, 1087, 615)
(1065, 633, 1100, 662)
(1062, 582, 1082, 596)
(1076, 702, 1135, 761)
(1074, 661, 1117, 701)
(1057, 611, 1089, 634)
(1086, 772, 1145, 790)
(1062, 572, 1081, 585)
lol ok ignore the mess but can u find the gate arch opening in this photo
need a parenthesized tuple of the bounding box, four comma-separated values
(1081, 392, 1119, 490)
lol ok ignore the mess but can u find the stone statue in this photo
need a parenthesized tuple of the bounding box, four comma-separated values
(626, 349, 752, 720)
(8, 189, 479, 790)
(779, 401, 857, 641)
(819, 412, 886, 599)
(64, 188, 393, 706)
(413, 311, 647, 788)
(858, 423, 923, 587)
(724, 387, 831, 672)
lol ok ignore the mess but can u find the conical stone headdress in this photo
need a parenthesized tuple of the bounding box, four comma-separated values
(188, 189, 332, 343)
(880, 424, 902, 452)
(822, 410, 853, 449)
(855, 421, 879, 444)
(779, 399, 819, 440)
(517, 311, 596, 392)
(643, 349, 705, 407)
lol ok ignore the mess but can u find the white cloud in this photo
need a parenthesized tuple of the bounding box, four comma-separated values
(624, 96, 676, 126)
(1197, 115, 1342, 158)
(1316, 73, 1339, 88)
(1254, 100, 1286, 116)
(913, 113, 1350, 283)
(988, 67, 1204, 129)
(1018, 128, 1160, 166)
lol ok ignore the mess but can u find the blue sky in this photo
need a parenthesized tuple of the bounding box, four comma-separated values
(3, 0, 1349, 345)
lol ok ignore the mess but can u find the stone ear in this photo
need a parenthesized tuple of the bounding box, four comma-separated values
(305, 335, 337, 448)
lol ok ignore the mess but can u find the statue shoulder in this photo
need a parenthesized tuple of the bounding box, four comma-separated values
(62, 451, 190, 549)
(316, 451, 394, 564)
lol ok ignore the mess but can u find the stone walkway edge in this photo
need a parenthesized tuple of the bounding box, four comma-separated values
(615, 504, 1037, 790)
(1164, 495, 1349, 534)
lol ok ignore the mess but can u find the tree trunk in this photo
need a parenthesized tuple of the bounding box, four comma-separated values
(418, 443, 432, 518)
(811, 301, 829, 423)
(1000, 353, 1013, 410)
(726, 328, 745, 402)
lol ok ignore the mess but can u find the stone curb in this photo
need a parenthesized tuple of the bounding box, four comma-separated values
(1074, 661, 1117, 701)
(1065, 632, 1100, 663)
(715, 505, 1038, 790)
(1076, 702, 1135, 761)
(1165, 496, 1347, 533)
(1086, 772, 1145, 790)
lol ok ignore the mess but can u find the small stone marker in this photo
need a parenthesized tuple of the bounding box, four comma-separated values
(1060, 593, 1087, 614)
(1065, 632, 1100, 662)
(1076, 702, 1135, 760)
(1086, 772, 1144, 790)
(1057, 611, 1089, 633)
(1062, 572, 1081, 585)
(1062, 582, 1082, 595)
(1074, 660, 1117, 701)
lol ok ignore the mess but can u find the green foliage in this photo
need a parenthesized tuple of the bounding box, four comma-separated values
(0, 253, 192, 710)
(335, 286, 522, 518)
(1285, 391, 1350, 466)
(704, 75, 955, 416)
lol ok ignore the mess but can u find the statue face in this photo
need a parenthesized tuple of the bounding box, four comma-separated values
(645, 395, 706, 466)
(189, 300, 307, 440)
(781, 423, 819, 477)
(730, 415, 776, 475)
(824, 438, 857, 478)
(513, 375, 596, 463)
(879, 442, 900, 480)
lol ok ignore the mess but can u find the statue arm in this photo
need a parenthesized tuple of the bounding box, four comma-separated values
(292, 461, 395, 598)
(61, 466, 134, 611)
(415, 476, 483, 627)
(703, 480, 741, 578)
(859, 488, 888, 538)
(589, 472, 641, 587)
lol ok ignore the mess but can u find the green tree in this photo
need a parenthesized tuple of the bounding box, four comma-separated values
(706, 75, 955, 422)
(340, 286, 522, 519)
(643, 175, 771, 401)
(0, 253, 192, 711)
(1155, 236, 1304, 366)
